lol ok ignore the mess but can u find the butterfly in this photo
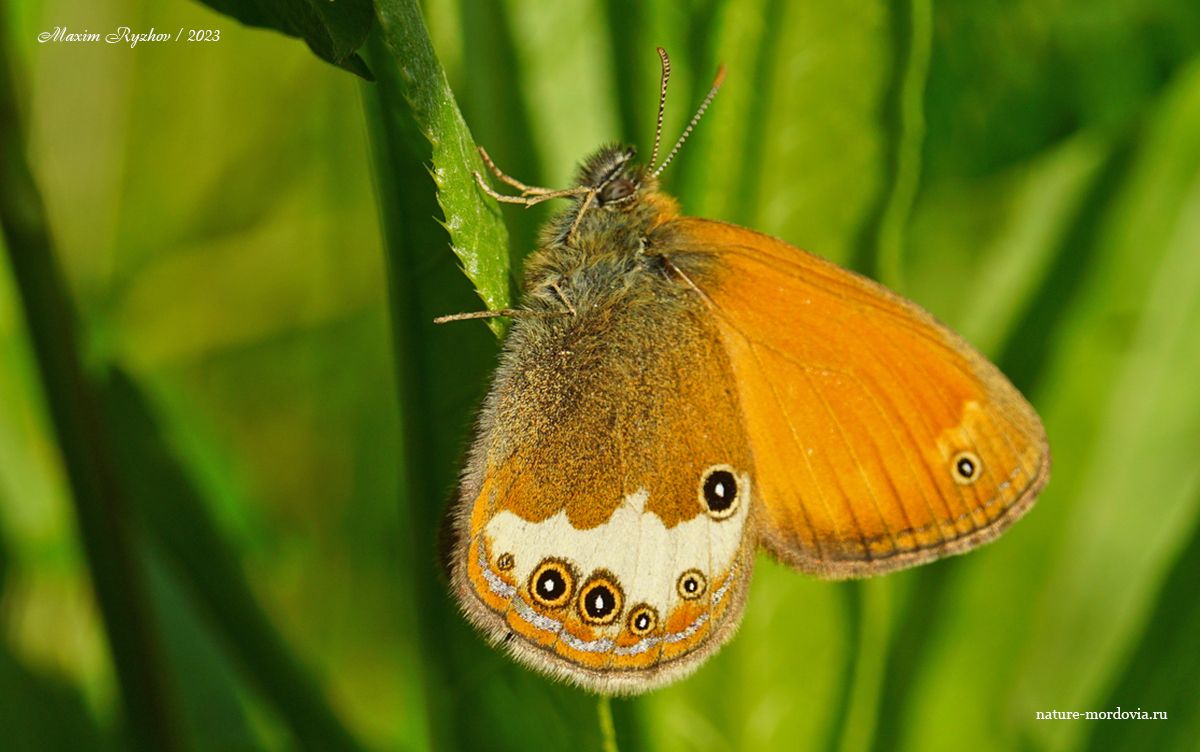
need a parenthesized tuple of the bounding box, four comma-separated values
(442, 49, 1049, 695)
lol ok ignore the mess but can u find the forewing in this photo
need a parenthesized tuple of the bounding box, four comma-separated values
(658, 218, 1049, 578)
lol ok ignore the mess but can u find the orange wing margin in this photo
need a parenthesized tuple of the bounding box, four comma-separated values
(657, 218, 1050, 578)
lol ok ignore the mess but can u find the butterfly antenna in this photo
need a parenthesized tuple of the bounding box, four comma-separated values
(648, 47, 672, 169)
(652, 63, 726, 178)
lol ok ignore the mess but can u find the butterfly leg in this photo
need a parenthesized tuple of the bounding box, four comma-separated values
(473, 169, 592, 207)
(564, 190, 597, 242)
(660, 256, 717, 310)
(548, 280, 577, 316)
(477, 146, 553, 195)
(433, 308, 572, 324)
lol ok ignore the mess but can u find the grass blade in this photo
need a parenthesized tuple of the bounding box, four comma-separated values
(851, 0, 932, 288)
(102, 372, 366, 752)
(822, 581, 863, 752)
(375, 0, 512, 332)
(361, 26, 483, 751)
(1083, 497, 1200, 751)
(728, 0, 785, 228)
(602, 0, 651, 147)
(1014, 80, 1200, 745)
(0, 26, 183, 752)
(0, 525, 116, 751)
(868, 565, 953, 752)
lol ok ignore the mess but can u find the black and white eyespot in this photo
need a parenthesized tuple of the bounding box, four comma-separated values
(952, 451, 982, 485)
(529, 558, 575, 609)
(677, 569, 708, 600)
(699, 464, 740, 519)
(578, 572, 624, 626)
(496, 552, 514, 571)
(627, 605, 659, 637)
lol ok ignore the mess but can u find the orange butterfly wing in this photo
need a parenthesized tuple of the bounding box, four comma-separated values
(447, 277, 759, 694)
(656, 218, 1050, 578)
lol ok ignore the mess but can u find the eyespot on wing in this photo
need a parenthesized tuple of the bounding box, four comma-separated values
(657, 217, 1050, 578)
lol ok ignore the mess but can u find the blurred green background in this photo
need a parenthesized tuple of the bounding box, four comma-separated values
(2, 0, 1200, 750)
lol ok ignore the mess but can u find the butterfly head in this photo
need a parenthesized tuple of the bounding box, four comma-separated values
(534, 145, 676, 254)
(574, 145, 651, 207)
(483, 49, 725, 255)
(571, 46, 726, 206)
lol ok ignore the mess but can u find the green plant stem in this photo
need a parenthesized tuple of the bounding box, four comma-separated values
(870, 566, 953, 752)
(603, 0, 650, 147)
(825, 581, 863, 752)
(853, 0, 931, 286)
(856, 6, 938, 746)
(876, 0, 931, 290)
(0, 26, 183, 752)
(362, 24, 491, 752)
(598, 695, 619, 752)
(672, 0, 731, 212)
(730, 0, 785, 228)
(362, 47, 446, 752)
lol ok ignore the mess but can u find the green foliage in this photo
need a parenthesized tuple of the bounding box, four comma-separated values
(193, 0, 375, 78)
(104, 371, 365, 751)
(375, 0, 513, 328)
(0, 0, 1199, 751)
(0, 16, 183, 750)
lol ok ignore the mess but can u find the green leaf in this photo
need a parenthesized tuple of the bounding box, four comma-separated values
(194, 0, 375, 79)
(0, 22, 184, 752)
(1012, 63, 1200, 747)
(888, 55, 1200, 752)
(0, 525, 116, 752)
(0, 643, 116, 752)
(102, 371, 366, 752)
(374, 0, 512, 328)
(141, 549, 259, 752)
(1083, 500, 1200, 751)
(856, 0, 932, 288)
